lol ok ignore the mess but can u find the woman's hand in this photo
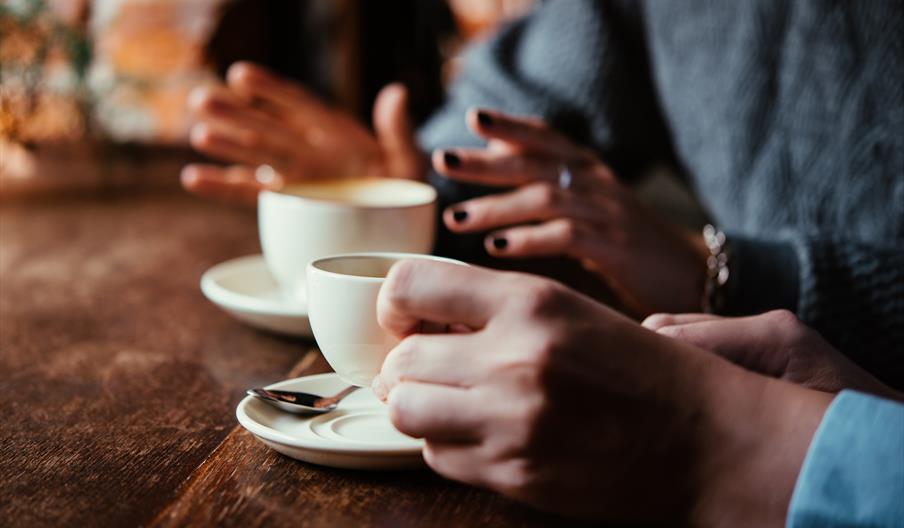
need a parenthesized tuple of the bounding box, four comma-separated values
(181, 62, 425, 206)
(643, 310, 904, 401)
(373, 260, 832, 524)
(433, 108, 708, 316)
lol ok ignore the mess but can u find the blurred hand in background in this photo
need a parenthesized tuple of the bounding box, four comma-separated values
(181, 62, 425, 206)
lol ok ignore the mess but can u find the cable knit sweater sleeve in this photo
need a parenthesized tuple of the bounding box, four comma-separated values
(796, 240, 904, 385)
(727, 235, 904, 386)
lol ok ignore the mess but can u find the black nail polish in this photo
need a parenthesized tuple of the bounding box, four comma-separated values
(452, 209, 468, 223)
(443, 151, 461, 169)
(492, 237, 508, 250)
(477, 111, 493, 127)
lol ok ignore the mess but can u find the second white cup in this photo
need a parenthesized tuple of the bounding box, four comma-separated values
(259, 178, 437, 301)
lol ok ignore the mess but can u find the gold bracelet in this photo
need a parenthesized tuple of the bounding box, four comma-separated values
(701, 224, 730, 313)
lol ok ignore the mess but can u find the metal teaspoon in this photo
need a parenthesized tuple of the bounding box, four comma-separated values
(247, 385, 359, 414)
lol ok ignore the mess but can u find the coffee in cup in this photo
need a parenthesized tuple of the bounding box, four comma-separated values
(306, 252, 465, 386)
(259, 178, 437, 301)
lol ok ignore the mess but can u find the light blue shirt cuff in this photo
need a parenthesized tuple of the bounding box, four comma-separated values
(787, 390, 904, 528)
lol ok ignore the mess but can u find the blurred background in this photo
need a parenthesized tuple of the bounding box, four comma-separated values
(0, 0, 536, 197)
(1, 0, 701, 225)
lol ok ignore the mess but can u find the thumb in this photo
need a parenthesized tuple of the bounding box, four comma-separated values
(373, 83, 425, 180)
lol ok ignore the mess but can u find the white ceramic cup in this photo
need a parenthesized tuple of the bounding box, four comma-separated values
(306, 253, 465, 387)
(258, 178, 437, 301)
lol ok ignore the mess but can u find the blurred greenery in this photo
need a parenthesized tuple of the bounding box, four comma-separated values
(0, 0, 95, 141)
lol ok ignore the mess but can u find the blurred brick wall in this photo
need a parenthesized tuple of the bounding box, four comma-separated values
(1, 0, 91, 144)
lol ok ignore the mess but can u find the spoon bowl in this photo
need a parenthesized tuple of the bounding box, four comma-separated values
(247, 385, 358, 414)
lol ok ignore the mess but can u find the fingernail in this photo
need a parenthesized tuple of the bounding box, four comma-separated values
(477, 111, 493, 127)
(443, 151, 461, 169)
(656, 326, 678, 337)
(372, 376, 387, 402)
(492, 237, 508, 250)
(180, 168, 199, 186)
(452, 209, 468, 223)
(187, 87, 208, 111)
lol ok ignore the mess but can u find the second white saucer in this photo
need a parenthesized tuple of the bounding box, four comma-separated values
(200, 254, 312, 338)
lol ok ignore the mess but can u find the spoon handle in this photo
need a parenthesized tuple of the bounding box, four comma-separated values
(314, 385, 359, 408)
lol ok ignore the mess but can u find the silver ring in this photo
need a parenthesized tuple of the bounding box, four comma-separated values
(255, 164, 277, 185)
(557, 164, 573, 190)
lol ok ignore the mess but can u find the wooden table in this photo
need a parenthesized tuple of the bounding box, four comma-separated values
(0, 190, 575, 527)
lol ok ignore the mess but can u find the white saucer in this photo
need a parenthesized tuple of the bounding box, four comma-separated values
(200, 254, 312, 338)
(236, 373, 425, 470)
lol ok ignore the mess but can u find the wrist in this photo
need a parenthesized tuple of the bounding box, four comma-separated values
(671, 230, 710, 313)
(691, 368, 833, 527)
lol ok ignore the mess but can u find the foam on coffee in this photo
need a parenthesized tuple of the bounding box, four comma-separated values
(279, 178, 436, 207)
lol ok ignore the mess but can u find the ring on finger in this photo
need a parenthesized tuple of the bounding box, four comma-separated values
(255, 164, 278, 184)
(557, 164, 574, 190)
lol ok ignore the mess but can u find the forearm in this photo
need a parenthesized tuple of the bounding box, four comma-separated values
(691, 363, 833, 527)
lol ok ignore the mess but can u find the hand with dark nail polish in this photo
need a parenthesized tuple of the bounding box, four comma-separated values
(429, 107, 711, 317)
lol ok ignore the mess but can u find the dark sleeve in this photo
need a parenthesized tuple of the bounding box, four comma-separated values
(419, 0, 672, 171)
(725, 233, 904, 388)
(417, 0, 674, 257)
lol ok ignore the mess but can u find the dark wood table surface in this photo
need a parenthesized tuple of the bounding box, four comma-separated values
(0, 189, 576, 527)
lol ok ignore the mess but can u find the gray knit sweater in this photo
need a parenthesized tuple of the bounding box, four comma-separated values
(418, 0, 904, 386)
